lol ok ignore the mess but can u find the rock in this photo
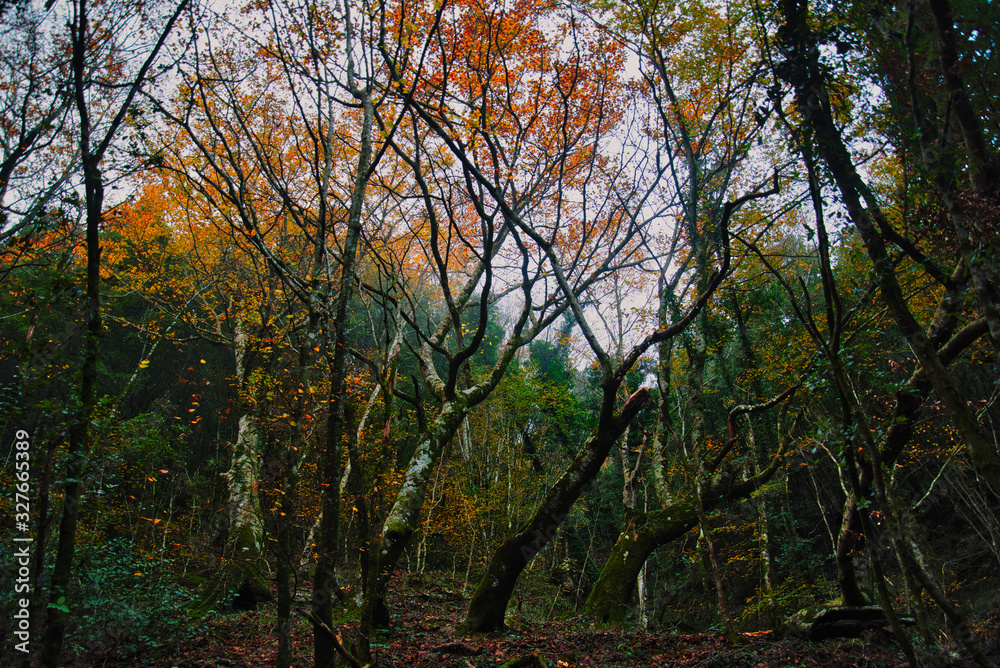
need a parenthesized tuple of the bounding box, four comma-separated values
(232, 579, 272, 611)
(786, 605, 892, 640)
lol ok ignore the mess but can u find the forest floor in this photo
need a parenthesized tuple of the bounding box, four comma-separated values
(63, 572, 993, 668)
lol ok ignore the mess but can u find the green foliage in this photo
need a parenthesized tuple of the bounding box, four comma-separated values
(63, 539, 198, 660)
(86, 411, 193, 544)
(3, 0, 1000, 661)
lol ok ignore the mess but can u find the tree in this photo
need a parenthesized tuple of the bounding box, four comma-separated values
(3, 0, 999, 662)
(37, 1, 189, 663)
(116, 172, 303, 628)
(538, 0, 794, 630)
(773, 0, 998, 661)
(145, 0, 390, 661)
(360, 0, 651, 638)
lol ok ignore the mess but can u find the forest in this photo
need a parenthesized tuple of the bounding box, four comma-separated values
(0, 0, 998, 665)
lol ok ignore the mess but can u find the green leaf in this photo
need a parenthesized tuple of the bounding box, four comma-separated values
(49, 597, 70, 613)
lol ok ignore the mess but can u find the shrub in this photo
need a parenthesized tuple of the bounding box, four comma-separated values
(63, 538, 198, 660)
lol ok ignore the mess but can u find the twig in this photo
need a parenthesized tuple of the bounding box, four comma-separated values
(301, 610, 364, 668)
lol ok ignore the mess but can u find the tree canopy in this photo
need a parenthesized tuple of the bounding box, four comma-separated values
(1, 0, 998, 665)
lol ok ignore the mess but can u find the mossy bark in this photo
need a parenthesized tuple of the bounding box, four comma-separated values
(459, 389, 650, 633)
(188, 523, 269, 617)
(585, 467, 785, 626)
(223, 414, 265, 545)
(586, 506, 697, 626)
(376, 399, 469, 592)
(196, 322, 268, 617)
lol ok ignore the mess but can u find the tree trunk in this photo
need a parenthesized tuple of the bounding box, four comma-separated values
(620, 426, 649, 628)
(834, 495, 868, 606)
(276, 329, 310, 668)
(40, 156, 102, 668)
(186, 320, 270, 619)
(226, 322, 265, 553)
(375, 397, 469, 586)
(587, 503, 700, 627)
(585, 465, 782, 626)
(225, 412, 266, 579)
(751, 422, 778, 626)
(907, 0, 1000, 348)
(311, 90, 373, 667)
(275, 517, 293, 668)
(459, 389, 650, 633)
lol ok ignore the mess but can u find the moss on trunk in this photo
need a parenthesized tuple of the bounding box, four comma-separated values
(585, 506, 697, 626)
(460, 390, 651, 634)
(189, 523, 269, 617)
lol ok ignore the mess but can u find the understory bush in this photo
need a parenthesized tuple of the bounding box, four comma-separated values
(63, 538, 197, 660)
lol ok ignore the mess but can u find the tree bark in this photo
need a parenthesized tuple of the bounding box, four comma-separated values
(458, 388, 650, 633)
(312, 89, 374, 668)
(375, 396, 469, 584)
(584, 469, 782, 626)
(587, 504, 698, 626)
(42, 11, 106, 658)
(224, 320, 267, 584)
(40, 156, 102, 668)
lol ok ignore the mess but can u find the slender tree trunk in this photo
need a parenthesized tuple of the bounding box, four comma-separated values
(353, 319, 402, 659)
(833, 386, 928, 607)
(829, 347, 990, 665)
(620, 426, 649, 628)
(926, 0, 1000, 194)
(751, 422, 778, 626)
(834, 495, 868, 606)
(777, 0, 1000, 495)
(40, 156, 102, 668)
(693, 481, 729, 630)
(38, 0, 186, 660)
(778, 1, 995, 647)
(276, 327, 311, 668)
(277, 553, 294, 666)
(312, 91, 373, 667)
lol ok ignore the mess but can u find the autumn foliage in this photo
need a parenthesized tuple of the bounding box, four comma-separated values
(2, 0, 999, 666)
